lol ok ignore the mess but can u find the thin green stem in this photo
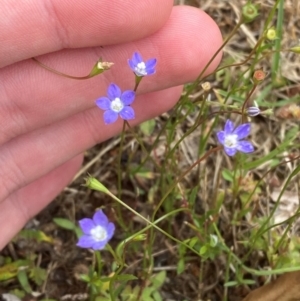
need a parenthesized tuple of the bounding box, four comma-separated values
(95, 251, 102, 274)
(271, 0, 284, 83)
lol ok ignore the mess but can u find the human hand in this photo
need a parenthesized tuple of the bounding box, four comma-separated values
(0, 0, 222, 249)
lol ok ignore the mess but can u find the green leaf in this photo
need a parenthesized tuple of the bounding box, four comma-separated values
(14, 229, 53, 243)
(53, 218, 76, 230)
(30, 267, 47, 286)
(140, 119, 156, 136)
(177, 258, 185, 275)
(209, 234, 218, 247)
(115, 274, 138, 282)
(17, 269, 32, 294)
(241, 279, 256, 285)
(199, 245, 208, 256)
(222, 169, 234, 182)
(188, 187, 198, 206)
(141, 287, 155, 301)
(0, 260, 30, 281)
(224, 281, 238, 287)
(152, 291, 163, 301)
(188, 237, 199, 249)
(151, 271, 166, 289)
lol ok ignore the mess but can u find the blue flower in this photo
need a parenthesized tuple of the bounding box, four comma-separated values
(96, 83, 135, 124)
(217, 120, 254, 156)
(77, 210, 115, 250)
(128, 52, 157, 77)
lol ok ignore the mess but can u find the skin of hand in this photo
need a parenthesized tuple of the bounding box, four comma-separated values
(0, 0, 222, 250)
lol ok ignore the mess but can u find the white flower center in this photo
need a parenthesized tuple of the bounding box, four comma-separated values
(135, 62, 147, 76)
(110, 97, 124, 112)
(90, 225, 107, 242)
(224, 134, 238, 148)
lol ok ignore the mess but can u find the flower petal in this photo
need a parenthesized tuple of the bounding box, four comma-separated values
(92, 239, 108, 250)
(93, 210, 109, 227)
(216, 131, 225, 145)
(128, 59, 136, 71)
(145, 58, 157, 70)
(78, 218, 95, 234)
(233, 123, 251, 139)
(224, 146, 237, 156)
(236, 140, 254, 153)
(224, 120, 234, 134)
(106, 222, 115, 240)
(132, 52, 143, 64)
(107, 83, 121, 99)
(121, 90, 135, 105)
(103, 110, 118, 124)
(145, 68, 156, 75)
(77, 235, 95, 249)
(120, 106, 135, 120)
(95, 97, 111, 110)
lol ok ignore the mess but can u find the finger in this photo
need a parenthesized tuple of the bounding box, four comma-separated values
(0, 6, 222, 144)
(0, 0, 173, 67)
(0, 86, 182, 201)
(0, 154, 83, 250)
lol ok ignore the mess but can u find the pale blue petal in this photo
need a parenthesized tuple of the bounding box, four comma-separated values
(107, 83, 121, 99)
(120, 106, 135, 120)
(146, 68, 156, 75)
(78, 218, 95, 234)
(121, 90, 135, 105)
(128, 59, 136, 71)
(92, 240, 108, 250)
(145, 58, 157, 69)
(217, 131, 225, 145)
(132, 52, 143, 64)
(224, 146, 237, 156)
(103, 110, 118, 124)
(77, 235, 95, 249)
(224, 120, 234, 134)
(106, 223, 115, 240)
(236, 141, 254, 153)
(233, 123, 251, 139)
(93, 210, 109, 227)
(95, 97, 111, 110)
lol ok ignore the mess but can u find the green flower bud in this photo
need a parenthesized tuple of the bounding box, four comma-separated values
(290, 46, 300, 54)
(242, 3, 259, 23)
(266, 27, 278, 41)
(132, 234, 147, 241)
(84, 176, 109, 193)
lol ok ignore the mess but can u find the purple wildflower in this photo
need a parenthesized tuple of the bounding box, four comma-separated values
(128, 52, 157, 77)
(77, 210, 115, 250)
(217, 120, 254, 156)
(96, 83, 135, 124)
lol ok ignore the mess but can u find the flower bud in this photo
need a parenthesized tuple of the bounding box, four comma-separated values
(84, 176, 109, 193)
(253, 69, 266, 83)
(290, 46, 300, 54)
(246, 106, 261, 117)
(266, 27, 277, 41)
(88, 60, 114, 78)
(242, 3, 259, 23)
(132, 234, 147, 241)
(201, 82, 211, 92)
